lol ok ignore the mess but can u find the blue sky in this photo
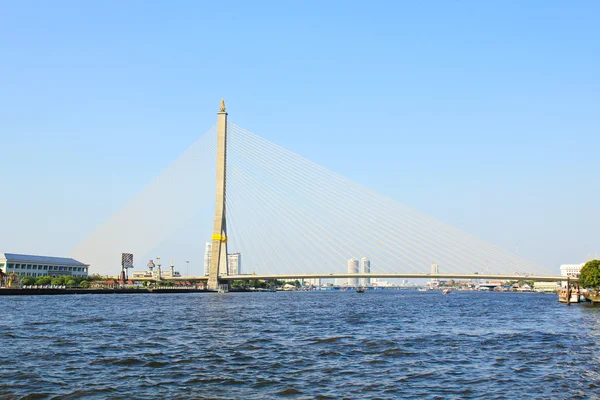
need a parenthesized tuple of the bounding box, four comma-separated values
(1, 1, 598, 272)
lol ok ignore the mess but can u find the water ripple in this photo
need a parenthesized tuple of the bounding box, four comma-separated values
(1, 291, 599, 398)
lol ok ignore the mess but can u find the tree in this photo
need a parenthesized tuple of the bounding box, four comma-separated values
(51, 276, 66, 286)
(66, 279, 76, 287)
(79, 280, 90, 288)
(35, 276, 52, 286)
(579, 260, 600, 289)
(88, 274, 104, 281)
(231, 280, 247, 289)
(22, 276, 36, 286)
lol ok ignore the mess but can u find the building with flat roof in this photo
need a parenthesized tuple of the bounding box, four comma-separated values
(534, 281, 559, 293)
(347, 258, 359, 286)
(204, 242, 212, 276)
(227, 253, 241, 276)
(560, 263, 585, 278)
(360, 257, 371, 286)
(0, 253, 89, 278)
(560, 262, 586, 288)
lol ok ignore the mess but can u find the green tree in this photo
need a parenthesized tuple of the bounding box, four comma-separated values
(231, 280, 247, 289)
(35, 276, 52, 286)
(66, 279, 76, 287)
(51, 276, 66, 286)
(88, 274, 104, 281)
(579, 260, 600, 289)
(79, 280, 90, 288)
(22, 276, 36, 286)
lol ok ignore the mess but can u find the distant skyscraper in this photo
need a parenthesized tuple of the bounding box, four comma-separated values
(203, 242, 212, 276)
(347, 258, 359, 286)
(430, 263, 439, 286)
(306, 278, 321, 287)
(227, 253, 241, 276)
(360, 257, 371, 286)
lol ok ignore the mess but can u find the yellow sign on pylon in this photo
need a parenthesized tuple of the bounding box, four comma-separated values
(212, 234, 227, 242)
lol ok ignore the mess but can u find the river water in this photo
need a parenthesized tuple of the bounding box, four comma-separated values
(1, 291, 599, 399)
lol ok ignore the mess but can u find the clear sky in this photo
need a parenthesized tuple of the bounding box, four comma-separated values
(1, 1, 598, 273)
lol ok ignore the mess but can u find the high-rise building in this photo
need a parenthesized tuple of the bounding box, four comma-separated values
(430, 263, 439, 287)
(347, 258, 359, 286)
(305, 278, 321, 287)
(360, 257, 371, 286)
(227, 253, 241, 276)
(203, 242, 212, 276)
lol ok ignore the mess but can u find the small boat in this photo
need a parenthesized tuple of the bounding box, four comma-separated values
(442, 289, 451, 295)
(586, 291, 600, 303)
(417, 287, 429, 292)
(558, 289, 579, 303)
(356, 287, 366, 293)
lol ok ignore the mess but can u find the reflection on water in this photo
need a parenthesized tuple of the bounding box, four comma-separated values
(1, 291, 599, 399)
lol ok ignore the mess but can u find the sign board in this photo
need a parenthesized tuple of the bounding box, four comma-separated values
(122, 253, 134, 269)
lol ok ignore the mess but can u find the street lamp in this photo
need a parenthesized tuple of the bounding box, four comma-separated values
(186, 260, 190, 276)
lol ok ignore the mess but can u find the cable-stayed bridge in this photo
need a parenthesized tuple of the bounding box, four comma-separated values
(71, 101, 566, 287)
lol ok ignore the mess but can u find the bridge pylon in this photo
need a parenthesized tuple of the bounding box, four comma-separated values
(207, 99, 229, 290)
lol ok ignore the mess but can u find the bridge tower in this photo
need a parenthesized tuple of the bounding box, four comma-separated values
(207, 99, 229, 290)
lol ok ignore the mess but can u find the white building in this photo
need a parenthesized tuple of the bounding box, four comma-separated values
(203, 242, 212, 276)
(227, 253, 241, 276)
(360, 257, 371, 286)
(347, 258, 359, 286)
(0, 253, 89, 278)
(560, 263, 585, 278)
(560, 262, 585, 288)
(534, 281, 559, 292)
(430, 263, 440, 287)
(131, 270, 154, 279)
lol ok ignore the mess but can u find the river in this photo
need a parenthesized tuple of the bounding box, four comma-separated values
(1, 291, 599, 399)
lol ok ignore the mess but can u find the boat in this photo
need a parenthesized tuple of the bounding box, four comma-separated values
(558, 289, 579, 303)
(217, 284, 229, 294)
(586, 291, 600, 303)
(417, 287, 429, 292)
(356, 287, 365, 293)
(442, 289, 451, 295)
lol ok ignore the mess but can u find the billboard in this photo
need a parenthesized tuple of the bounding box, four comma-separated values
(122, 253, 134, 269)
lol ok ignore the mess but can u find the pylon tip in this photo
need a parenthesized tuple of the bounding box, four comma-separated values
(220, 99, 226, 112)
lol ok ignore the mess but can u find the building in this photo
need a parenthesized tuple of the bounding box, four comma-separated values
(0, 253, 89, 278)
(560, 263, 585, 279)
(204, 242, 212, 276)
(429, 263, 440, 287)
(534, 281, 559, 293)
(304, 278, 321, 287)
(131, 270, 154, 279)
(227, 253, 241, 276)
(360, 257, 371, 286)
(347, 258, 359, 286)
(560, 262, 586, 288)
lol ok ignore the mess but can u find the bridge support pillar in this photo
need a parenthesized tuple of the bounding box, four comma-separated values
(208, 100, 228, 290)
